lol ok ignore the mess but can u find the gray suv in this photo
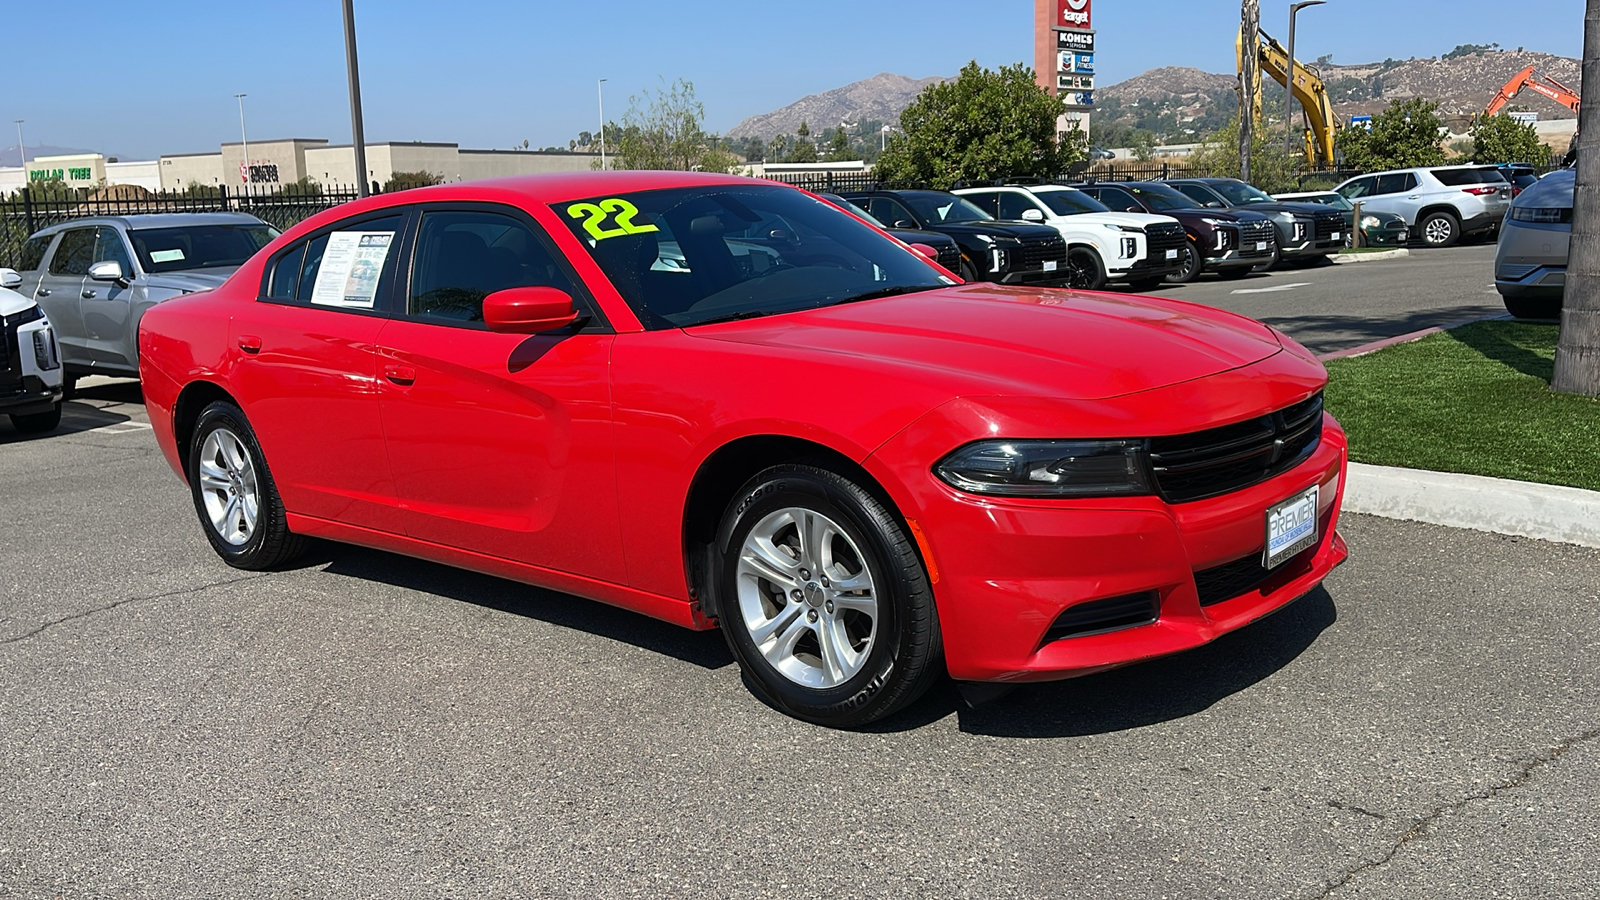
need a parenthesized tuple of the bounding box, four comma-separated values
(1495, 168, 1571, 320)
(1333, 166, 1512, 248)
(13, 213, 278, 393)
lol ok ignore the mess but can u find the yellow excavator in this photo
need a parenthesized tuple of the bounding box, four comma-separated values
(1236, 26, 1340, 168)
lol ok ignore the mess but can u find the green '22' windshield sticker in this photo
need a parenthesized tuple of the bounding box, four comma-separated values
(566, 198, 660, 241)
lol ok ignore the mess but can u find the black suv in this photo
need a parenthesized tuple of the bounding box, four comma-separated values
(1071, 181, 1277, 282)
(818, 193, 964, 274)
(1166, 178, 1346, 268)
(840, 190, 1068, 285)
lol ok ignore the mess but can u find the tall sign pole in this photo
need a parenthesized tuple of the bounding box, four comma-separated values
(1553, 0, 1600, 396)
(1239, 0, 1259, 183)
(342, 0, 370, 197)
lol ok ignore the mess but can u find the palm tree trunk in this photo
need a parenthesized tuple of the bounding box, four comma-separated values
(1239, 0, 1260, 184)
(1554, 0, 1600, 395)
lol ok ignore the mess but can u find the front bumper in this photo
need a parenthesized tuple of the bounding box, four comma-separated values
(1000, 267, 1072, 286)
(2, 313, 65, 413)
(1207, 247, 1274, 269)
(1361, 224, 1408, 247)
(1496, 266, 1566, 299)
(867, 361, 1346, 684)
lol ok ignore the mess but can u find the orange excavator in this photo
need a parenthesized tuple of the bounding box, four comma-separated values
(1484, 66, 1581, 117)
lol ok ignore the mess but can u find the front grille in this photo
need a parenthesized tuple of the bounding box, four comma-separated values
(1193, 546, 1314, 607)
(1018, 235, 1067, 271)
(1042, 591, 1160, 644)
(1132, 222, 1187, 270)
(1237, 220, 1276, 257)
(1148, 393, 1325, 503)
(1314, 213, 1345, 242)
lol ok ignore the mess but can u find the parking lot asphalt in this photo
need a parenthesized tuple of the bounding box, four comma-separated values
(1115, 243, 1506, 355)
(4, 373, 1599, 898)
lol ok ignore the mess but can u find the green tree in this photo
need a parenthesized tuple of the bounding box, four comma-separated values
(824, 129, 859, 162)
(384, 170, 445, 192)
(786, 121, 819, 163)
(601, 78, 739, 173)
(1336, 98, 1446, 171)
(1129, 130, 1158, 162)
(1470, 113, 1553, 165)
(25, 178, 81, 201)
(875, 61, 1083, 189)
(1188, 117, 1302, 194)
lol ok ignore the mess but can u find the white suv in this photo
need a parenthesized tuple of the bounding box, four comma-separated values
(954, 185, 1188, 290)
(0, 267, 65, 434)
(1333, 166, 1512, 248)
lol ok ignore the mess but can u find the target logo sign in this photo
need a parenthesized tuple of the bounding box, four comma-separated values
(1056, 0, 1091, 29)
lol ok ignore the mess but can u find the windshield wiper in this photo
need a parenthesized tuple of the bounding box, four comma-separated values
(827, 285, 943, 307)
(686, 310, 771, 327)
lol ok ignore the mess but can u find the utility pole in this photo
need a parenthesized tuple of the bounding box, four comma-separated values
(598, 79, 608, 171)
(1239, 0, 1260, 183)
(13, 120, 24, 169)
(342, 0, 370, 197)
(233, 93, 250, 184)
(1553, 0, 1600, 395)
(1286, 1, 1327, 158)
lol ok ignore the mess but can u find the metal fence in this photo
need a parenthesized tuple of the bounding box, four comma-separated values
(1, 183, 367, 270)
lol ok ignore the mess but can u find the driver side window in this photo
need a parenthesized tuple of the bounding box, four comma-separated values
(1175, 185, 1218, 206)
(997, 193, 1038, 220)
(409, 210, 579, 323)
(93, 227, 134, 275)
(1096, 188, 1142, 213)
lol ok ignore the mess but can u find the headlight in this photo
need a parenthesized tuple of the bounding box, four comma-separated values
(33, 327, 60, 371)
(1361, 215, 1381, 228)
(935, 439, 1153, 498)
(1200, 217, 1229, 227)
(1101, 224, 1141, 233)
(973, 234, 996, 244)
(1273, 211, 1296, 223)
(1509, 207, 1570, 224)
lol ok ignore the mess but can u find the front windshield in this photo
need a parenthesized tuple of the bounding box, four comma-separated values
(1125, 184, 1200, 212)
(555, 185, 949, 329)
(900, 192, 994, 223)
(129, 224, 279, 273)
(1036, 190, 1112, 216)
(1211, 181, 1277, 205)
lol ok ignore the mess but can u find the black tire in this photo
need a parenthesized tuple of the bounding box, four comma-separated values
(187, 400, 305, 570)
(10, 403, 62, 434)
(61, 374, 78, 401)
(958, 256, 981, 284)
(714, 464, 942, 728)
(1166, 239, 1202, 284)
(1065, 247, 1107, 291)
(1216, 266, 1254, 280)
(1419, 210, 1461, 248)
(1503, 296, 1563, 320)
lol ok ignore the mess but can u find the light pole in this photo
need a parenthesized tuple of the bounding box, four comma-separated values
(598, 78, 608, 171)
(1286, 0, 1327, 158)
(233, 93, 250, 184)
(342, 0, 370, 196)
(881, 124, 895, 153)
(13, 120, 24, 170)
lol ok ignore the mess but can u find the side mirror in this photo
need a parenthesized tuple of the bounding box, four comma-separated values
(0, 268, 20, 290)
(89, 260, 129, 286)
(892, 219, 918, 229)
(908, 243, 939, 260)
(483, 286, 582, 334)
(1206, 201, 1226, 209)
(1020, 208, 1045, 222)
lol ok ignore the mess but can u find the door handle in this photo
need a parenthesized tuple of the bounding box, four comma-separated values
(383, 364, 416, 386)
(82, 289, 97, 299)
(238, 335, 262, 354)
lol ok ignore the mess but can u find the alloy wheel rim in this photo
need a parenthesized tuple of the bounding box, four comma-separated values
(197, 427, 260, 546)
(1425, 218, 1452, 244)
(734, 507, 879, 689)
(1066, 252, 1096, 289)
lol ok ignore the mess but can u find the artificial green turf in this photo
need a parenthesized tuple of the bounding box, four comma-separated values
(1323, 321, 1600, 491)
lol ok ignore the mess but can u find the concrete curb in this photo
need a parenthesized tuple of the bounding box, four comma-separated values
(1318, 314, 1512, 362)
(1344, 463, 1600, 549)
(1329, 248, 1410, 264)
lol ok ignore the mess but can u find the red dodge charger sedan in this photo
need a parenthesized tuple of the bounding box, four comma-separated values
(139, 171, 1348, 727)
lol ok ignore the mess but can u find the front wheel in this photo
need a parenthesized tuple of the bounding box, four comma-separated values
(188, 401, 306, 570)
(715, 465, 941, 728)
(958, 256, 981, 284)
(9, 403, 62, 434)
(1166, 239, 1202, 284)
(1419, 211, 1461, 248)
(1065, 247, 1107, 291)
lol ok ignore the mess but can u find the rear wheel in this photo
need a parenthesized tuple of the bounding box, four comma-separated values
(1503, 296, 1562, 320)
(188, 401, 305, 570)
(1420, 211, 1461, 248)
(9, 403, 62, 434)
(1065, 247, 1106, 291)
(1166, 239, 1203, 284)
(715, 465, 941, 728)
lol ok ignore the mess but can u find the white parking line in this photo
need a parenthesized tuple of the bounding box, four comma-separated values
(1231, 282, 1313, 295)
(85, 422, 153, 435)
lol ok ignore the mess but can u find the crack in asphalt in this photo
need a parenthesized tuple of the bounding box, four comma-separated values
(0, 573, 265, 646)
(1308, 725, 1600, 899)
(1326, 799, 1386, 820)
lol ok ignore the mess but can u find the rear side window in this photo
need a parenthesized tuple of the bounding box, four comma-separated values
(263, 213, 404, 309)
(17, 235, 51, 271)
(1095, 187, 1143, 213)
(1431, 168, 1507, 187)
(962, 192, 1000, 216)
(49, 228, 96, 276)
(1373, 173, 1418, 195)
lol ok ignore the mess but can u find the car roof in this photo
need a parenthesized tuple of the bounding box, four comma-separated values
(34, 211, 269, 236)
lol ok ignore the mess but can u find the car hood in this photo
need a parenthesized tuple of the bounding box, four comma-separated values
(885, 228, 959, 250)
(1233, 201, 1337, 217)
(688, 283, 1284, 401)
(142, 267, 239, 294)
(1515, 169, 1574, 210)
(1168, 207, 1270, 224)
(932, 221, 1060, 242)
(1059, 211, 1181, 230)
(0, 287, 38, 318)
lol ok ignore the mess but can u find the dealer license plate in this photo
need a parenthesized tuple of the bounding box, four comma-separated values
(1166, 249, 1179, 259)
(1264, 485, 1319, 569)
(1332, 231, 1342, 242)
(1043, 260, 1058, 272)
(1255, 241, 1268, 251)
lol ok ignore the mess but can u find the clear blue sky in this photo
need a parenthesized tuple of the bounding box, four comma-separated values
(5, 0, 1585, 161)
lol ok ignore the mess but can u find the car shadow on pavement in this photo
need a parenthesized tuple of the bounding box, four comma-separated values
(311, 543, 735, 671)
(1259, 305, 1503, 355)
